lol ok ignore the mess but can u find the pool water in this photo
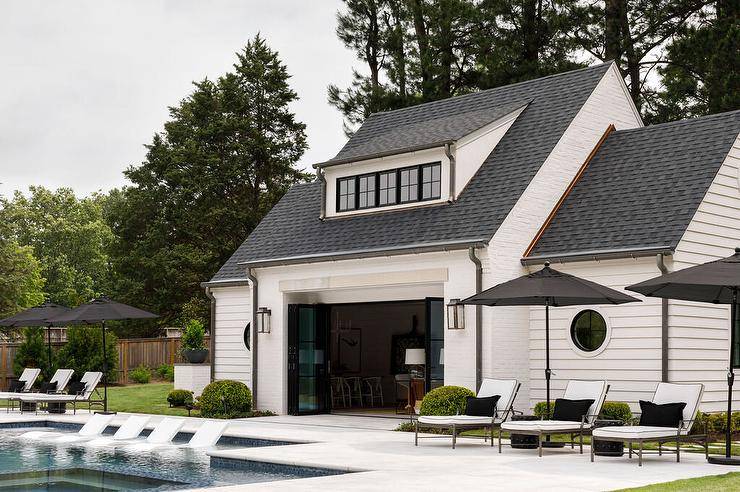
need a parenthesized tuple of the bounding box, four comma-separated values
(0, 429, 339, 491)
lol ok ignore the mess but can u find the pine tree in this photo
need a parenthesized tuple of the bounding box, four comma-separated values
(107, 35, 309, 331)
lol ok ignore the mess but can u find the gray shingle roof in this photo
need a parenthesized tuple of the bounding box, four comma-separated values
(528, 110, 740, 259)
(324, 100, 531, 165)
(211, 63, 612, 282)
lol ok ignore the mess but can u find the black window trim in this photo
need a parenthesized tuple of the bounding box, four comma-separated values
(335, 161, 442, 213)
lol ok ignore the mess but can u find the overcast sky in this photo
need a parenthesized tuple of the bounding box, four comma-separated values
(0, 0, 356, 197)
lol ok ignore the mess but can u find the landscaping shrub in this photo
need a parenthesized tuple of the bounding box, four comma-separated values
(599, 402, 632, 422)
(129, 364, 151, 384)
(13, 327, 51, 381)
(534, 401, 554, 420)
(181, 319, 206, 353)
(156, 364, 174, 382)
(419, 386, 475, 416)
(167, 389, 194, 407)
(55, 326, 118, 383)
(198, 380, 252, 418)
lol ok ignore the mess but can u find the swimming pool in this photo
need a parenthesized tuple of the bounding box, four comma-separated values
(0, 427, 344, 491)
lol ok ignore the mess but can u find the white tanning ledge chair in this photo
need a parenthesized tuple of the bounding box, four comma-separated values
(20, 371, 103, 414)
(0, 368, 41, 412)
(119, 417, 186, 451)
(85, 415, 152, 447)
(591, 382, 707, 466)
(21, 412, 115, 441)
(415, 379, 521, 449)
(180, 420, 230, 449)
(501, 379, 609, 457)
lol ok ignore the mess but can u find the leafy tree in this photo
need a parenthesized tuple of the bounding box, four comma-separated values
(13, 327, 51, 381)
(0, 187, 113, 308)
(107, 35, 309, 331)
(0, 238, 45, 319)
(55, 326, 118, 383)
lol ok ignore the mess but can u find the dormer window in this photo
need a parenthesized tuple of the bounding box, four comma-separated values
(335, 162, 442, 213)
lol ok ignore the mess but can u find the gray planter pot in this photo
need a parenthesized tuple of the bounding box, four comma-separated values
(183, 349, 208, 364)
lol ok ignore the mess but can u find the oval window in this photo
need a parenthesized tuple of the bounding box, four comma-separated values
(570, 310, 607, 352)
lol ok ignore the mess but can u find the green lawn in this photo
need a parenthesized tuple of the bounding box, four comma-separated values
(614, 472, 740, 491)
(106, 382, 199, 417)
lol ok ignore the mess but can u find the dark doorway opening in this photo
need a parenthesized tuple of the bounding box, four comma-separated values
(287, 298, 444, 416)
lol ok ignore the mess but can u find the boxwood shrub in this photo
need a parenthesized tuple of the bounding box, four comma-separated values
(198, 380, 252, 419)
(167, 389, 194, 407)
(419, 386, 475, 416)
(129, 364, 151, 384)
(599, 402, 632, 422)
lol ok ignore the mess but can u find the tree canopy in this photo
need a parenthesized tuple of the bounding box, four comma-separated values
(0, 238, 45, 319)
(107, 34, 309, 332)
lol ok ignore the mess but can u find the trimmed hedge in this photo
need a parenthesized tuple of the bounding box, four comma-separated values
(130, 364, 151, 384)
(167, 389, 194, 407)
(533, 401, 632, 422)
(419, 386, 475, 416)
(198, 380, 252, 419)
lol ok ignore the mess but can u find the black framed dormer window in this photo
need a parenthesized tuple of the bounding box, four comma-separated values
(337, 176, 356, 211)
(335, 161, 442, 213)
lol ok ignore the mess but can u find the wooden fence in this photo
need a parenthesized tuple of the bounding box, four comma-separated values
(0, 336, 210, 389)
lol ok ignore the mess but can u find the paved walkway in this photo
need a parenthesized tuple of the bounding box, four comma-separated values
(0, 411, 730, 491)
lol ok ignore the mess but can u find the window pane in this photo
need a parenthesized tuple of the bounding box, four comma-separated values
(570, 310, 607, 352)
(421, 163, 441, 199)
(407, 183, 417, 201)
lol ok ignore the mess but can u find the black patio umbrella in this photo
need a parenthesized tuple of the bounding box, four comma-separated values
(627, 247, 740, 465)
(0, 301, 71, 377)
(50, 296, 158, 413)
(461, 262, 640, 418)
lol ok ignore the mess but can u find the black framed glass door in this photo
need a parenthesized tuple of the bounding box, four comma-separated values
(425, 297, 444, 391)
(288, 304, 329, 415)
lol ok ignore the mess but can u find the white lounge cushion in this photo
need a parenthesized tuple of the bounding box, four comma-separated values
(478, 379, 518, 416)
(563, 380, 608, 424)
(652, 383, 703, 434)
(502, 420, 593, 432)
(418, 416, 456, 425)
(450, 415, 497, 425)
(593, 425, 680, 440)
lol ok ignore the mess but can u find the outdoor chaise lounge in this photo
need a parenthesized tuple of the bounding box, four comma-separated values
(19, 371, 103, 414)
(0, 368, 41, 411)
(415, 378, 520, 449)
(7, 369, 74, 412)
(500, 379, 609, 456)
(20, 412, 115, 441)
(181, 420, 230, 448)
(591, 382, 707, 466)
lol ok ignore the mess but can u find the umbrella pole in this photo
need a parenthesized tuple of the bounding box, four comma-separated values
(46, 325, 52, 379)
(545, 300, 551, 416)
(727, 291, 737, 458)
(102, 321, 108, 413)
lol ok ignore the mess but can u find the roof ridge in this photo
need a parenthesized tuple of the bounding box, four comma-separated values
(366, 62, 614, 119)
(613, 109, 740, 135)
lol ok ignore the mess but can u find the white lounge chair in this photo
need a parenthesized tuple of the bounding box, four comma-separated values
(0, 368, 42, 411)
(415, 379, 521, 449)
(20, 371, 103, 414)
(501, 379, 609, 456)
(119, 417, 186, 451)
(181, 420, 229, 448)
(85, 415, 152, 447)
(20, 412, 115, 441)
(591, 382, 707, 466)
(11, 368, 74, 413)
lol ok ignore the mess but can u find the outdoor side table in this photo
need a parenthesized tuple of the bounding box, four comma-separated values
(510, 415, 539, 449)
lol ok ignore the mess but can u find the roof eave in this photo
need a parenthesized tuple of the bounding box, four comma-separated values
(237, 238, 489, 269)
(313, 140, 456, 169)
(521, 246, 674, 266)
(201, 279, 252, 288)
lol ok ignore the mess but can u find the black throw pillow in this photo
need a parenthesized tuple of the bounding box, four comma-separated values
(67, 381, 87, 395)
(465, 395, 501, 417)
(39, 381, 58, 394)
(639, 400, 687, 428)
(552, 398, 595, 422)
(8, 380, 25, 393)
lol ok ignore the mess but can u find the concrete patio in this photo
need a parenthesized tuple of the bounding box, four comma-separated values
(0, 411, 731, 491)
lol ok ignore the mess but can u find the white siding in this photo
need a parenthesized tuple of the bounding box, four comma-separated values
(526, 258, 663, 411)
(212, 286, 252, 386)
(671, 133, 740, 411)
(482, 63, 643, 408)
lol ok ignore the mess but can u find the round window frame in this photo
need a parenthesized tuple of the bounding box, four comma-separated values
(567, 308, 611, 358)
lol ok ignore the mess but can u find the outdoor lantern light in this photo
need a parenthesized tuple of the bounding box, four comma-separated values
(447, 298, 465, 330)
(256, 307, 271, 334)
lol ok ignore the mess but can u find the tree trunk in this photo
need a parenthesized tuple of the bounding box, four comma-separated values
(521, 0, 539, 66)
(365, 1, 381, 92)
(618, 0, 642, 111)
(407, 0, 433, 99)
(604, 0, 622, 63)
(386, 0, 407, 100)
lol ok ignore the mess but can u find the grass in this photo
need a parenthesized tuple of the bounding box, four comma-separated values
(106, 382, 199, 417)
(614, 472, 740, 491)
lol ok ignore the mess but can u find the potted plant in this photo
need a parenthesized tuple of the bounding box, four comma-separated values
(593, 401, 632, 456)
(181, 319, 208, 363)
